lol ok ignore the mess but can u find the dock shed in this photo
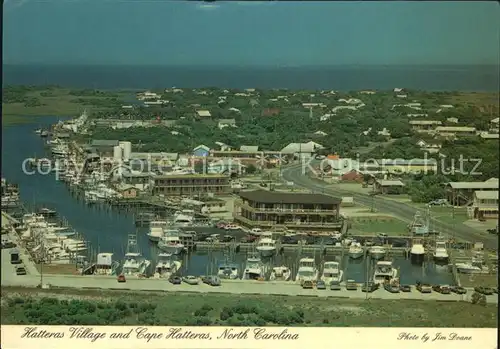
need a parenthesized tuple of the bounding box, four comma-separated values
(374, 179, 405, 194)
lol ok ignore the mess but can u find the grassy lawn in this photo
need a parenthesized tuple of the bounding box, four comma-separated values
(350, 219, 409, 236)
(1, 287, 497, 327)
(429, 207, 469, 225)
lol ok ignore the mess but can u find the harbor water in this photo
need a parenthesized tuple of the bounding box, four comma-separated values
(2, 117, 455, 285)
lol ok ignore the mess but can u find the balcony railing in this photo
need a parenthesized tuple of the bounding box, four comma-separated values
(233, 214, 341, 227)
(236, 201, 337, 214)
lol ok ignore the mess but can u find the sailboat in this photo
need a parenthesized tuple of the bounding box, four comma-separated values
(121, 233, 151, 276)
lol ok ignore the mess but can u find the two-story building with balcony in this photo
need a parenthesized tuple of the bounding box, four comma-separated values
(152, 174, 230, 196)
(233, 189, 343, 231)
(445, 178, 499, 206)
(473, 191, 498, 219)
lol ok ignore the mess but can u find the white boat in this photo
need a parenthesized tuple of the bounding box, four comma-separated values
(250, 228, 263, 235)
(321, 261, 343, 284)
(348, 242, 364, 259)
(157, 228, 185, 255)
(52, 145, 69, 156)
(455, 262, 482, 274)
(373, 260, 398, 285)
(217, 263, 239, 279)
(295, 257, 318, 284)
(433, 240, 449, 263)
(121, 234, 151, 276)
(173, 210, 194, 226)
(369, 245, 386, 260)
(242, 253, 265, 280)
(410, 238, 426, 264)
(147, 220, 167, 242)
(269, 266, 291, 281)
(256, 232, 276, 257)
(154, 253, 181, 279)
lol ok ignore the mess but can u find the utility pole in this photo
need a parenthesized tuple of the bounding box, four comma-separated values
(365, 254, 370, 300)
(40, 239, 44, 286)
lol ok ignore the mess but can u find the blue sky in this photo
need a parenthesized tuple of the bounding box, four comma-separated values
(3, 1, 499, 66)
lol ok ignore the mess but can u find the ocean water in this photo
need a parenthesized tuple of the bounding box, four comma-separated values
(3, 64, 499, 91)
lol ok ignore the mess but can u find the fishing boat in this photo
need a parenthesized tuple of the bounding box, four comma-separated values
(455, 262, 482, 274)
(147, 220, 167, 242)
(173, 210, 194, 226)
(320, 261, 343, 284)
(348, 241, 364, 259)
(373, 260, 398, 285)
(157, 228, 185, 255)
(217, 263, 239, 279)
(410, 238, 426, 264)
(242, 253, 265, 280)
(433, 239, 449, 263)
(255, 232, 276, 257)
(121, 234, 151, 276)
(295, 257, 318, 284)
(269, 266, 291, 281)
(34, 128, 42, 134)
(369, 245, 386, 260)
(154, 253, 181, 279)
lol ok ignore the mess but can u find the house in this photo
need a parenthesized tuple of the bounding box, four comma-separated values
(416, 140, 441, 154)
(332, 106, 357, 113)
(218, 119, 237, 129)
(439, 104, 454, 108)
(240, 145, 259, 153)
(409, 120, 442, 132)
(193, 145, 210, 157)
(374, 179, 405, 194)
(446, 117, 459, 124)
(280, 141, 324, 156)
(472, 191, 498, 219)
(396, 94, 408, 98)
(445, 178, 499, 206)
(434, 126, 476, 138)
(228, 107, 241, 113)
(320, 113, 333, 121)
(341, 170, 365, 183)
(490, 117, 499, 133)
(377, 128, 391, 137)
(338, 98, 363, 105)
(196, 110, 212, 118)
(302, 103, 326, 108)
(314, 131, 328, 136)
(407, 113, 428, 118)
(152, 174, 230, 196)
(379, 159, 438, 174)
(394, 88, 404, 93)
(360, 91, 376, 95)
(116, 184, 138, 199)
(215, 142, 232, 151)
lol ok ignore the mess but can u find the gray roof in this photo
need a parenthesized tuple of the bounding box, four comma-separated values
(448, 180, 498, 190)
(218, 118, 236, 125)
(375, 180, 405, 187)
(381, 159, 437, 166)
(240, 145, 259, 153)
(91, 140, 120, 147)
(238, 190, 341, 205)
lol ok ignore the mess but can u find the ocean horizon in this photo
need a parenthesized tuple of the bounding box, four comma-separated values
(3, 64, 499, 91)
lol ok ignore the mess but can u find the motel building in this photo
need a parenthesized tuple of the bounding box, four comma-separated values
(472, 191, 499, 220)
(445, 178, 499, 207)
(233, 190, 343, 231)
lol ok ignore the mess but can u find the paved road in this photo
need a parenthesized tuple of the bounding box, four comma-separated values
(282, 164, 498, 251)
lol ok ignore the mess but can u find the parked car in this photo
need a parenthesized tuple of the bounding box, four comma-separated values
(361, 282, 379, 293)
(15, 266, 27, 275)
(201, 275, 210, 284)
(416, 281, 432, 293)
(428, 199, 448, 206)
(169, 276, 182, 285)
(209, 276, 221, 286)
(432, 285, 451, 294)
(182, 275, 200, 285)
(474, 286, 494, 295)
(117, 274, 126, 283)
(301, 280, 314, 289)
(346, 280, 358, 291)
(329, 280, 341, 291)
(316, 280, 326, 290)
(450, 286, 467, 294)
(399, 285, 411, 292)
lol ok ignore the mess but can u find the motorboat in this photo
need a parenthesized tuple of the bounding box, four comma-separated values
(256, 232, 276, 257)
(157, 228, 185, 255)
(173, 210, 194, 226)
(154, 253, 181, 279)
(217, 263, 239, 280)
(369, 245, 386, 260)
(455, 262, 482, 274)
(295, 257, 318, 284)
(321, 261, 343, 284)
(348, 242, 364, 259)
(121, 234, 151, 276)
(410, 238, 426, 264)
(269, 266, 291, 281)
(147, 220, 167, 242)
(433, 239, 449, 263)
(242, 253, 265, 280)
(373, 260, 398, 285)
